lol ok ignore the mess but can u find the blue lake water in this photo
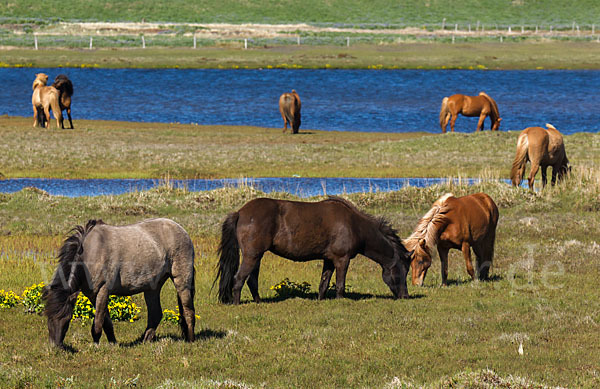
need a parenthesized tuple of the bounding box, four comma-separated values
(1, 68, 599, 134)
(0, 177, 506, 198)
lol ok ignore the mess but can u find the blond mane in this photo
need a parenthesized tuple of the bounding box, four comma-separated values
(404, 193, 453, 256)
(32, 73, 49, 91)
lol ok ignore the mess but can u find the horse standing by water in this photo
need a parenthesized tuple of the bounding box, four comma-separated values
(52, 74, 74, 129)
(31, 73, 62, 129)
(404, 193, 498, 286)
(279, 89, 301, 134)
(439, 92, 502, 133)
(215, 197, 412, 304)
(43, 219, 196, 348)
(510, 124, 570, 190)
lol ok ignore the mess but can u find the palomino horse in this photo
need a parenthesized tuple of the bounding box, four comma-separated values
(439, 92, 501, 133)
(43, 219, 196, 348)
(404, 193, 498, 286)
(52, 74, 74, 129)
(31, 73, 62, 129)
(510, 124, 570, 190)
(215, 197, 411, 304)
(279, 89, 301, 134)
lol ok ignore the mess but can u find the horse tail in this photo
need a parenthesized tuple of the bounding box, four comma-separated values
(214, 212, 240, 304)
(479, 91, 500, 122)
(510, 132, 529, 186)
(43, 220, 101, 322)
(439, 97, 449, 131)
(545, 123, 556, 130)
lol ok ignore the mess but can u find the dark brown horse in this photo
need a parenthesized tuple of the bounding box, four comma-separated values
(52, 74, 74, 129)
(215, 197, 411, 304)
(43, 219, 196, 348)
(439, 92, 501, 133)
(279, 89, 301, 134)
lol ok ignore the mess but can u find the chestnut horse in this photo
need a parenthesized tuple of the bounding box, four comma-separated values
(31, 73, 62, 129)
(215, 197, 411, 304)
(510, 124, 570, 190)
(279, 89, 301, 134)
(404, 193, 498, 286)
(43, 219, 196, 348)
(439, 92, 501, 133)
(52, 74, 74, 129)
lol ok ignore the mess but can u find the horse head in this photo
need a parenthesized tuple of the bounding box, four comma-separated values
(32, 73, 49, 90)
(491, 117, 502, 131)
(409, 239, 432, 286)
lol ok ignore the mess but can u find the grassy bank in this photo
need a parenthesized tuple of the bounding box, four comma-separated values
(1, 0, 599, 26)
(4, 42, 600, 69)
(0, 116, 598, 180)
(0, 171, 599, 387)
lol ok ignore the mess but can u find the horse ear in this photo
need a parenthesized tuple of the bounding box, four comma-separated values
(407, 250, 414, 259)
(419, 239, 427, 249)
(498, 118, 502, 122)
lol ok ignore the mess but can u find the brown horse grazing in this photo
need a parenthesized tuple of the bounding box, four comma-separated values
(404, 193, 498, 286)
(439, 92, 501, 133)
(215, 197, 412, 304)
(32, 73, 62, 129)
(43, 219, 196, 348)
(279, 89, 301, 134)
(52, 74, 74, 129)
(510, 124, 570, 190)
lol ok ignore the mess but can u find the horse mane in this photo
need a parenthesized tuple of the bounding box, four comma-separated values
(545, 123, 556, 130)
(52, 75, 74, 97)
(326, 196, 408, 256)
(479, 91, 500, 123)
(43, 220, 102, 321)
(403, 193, 453, 257)
(32, 73, 48, 91)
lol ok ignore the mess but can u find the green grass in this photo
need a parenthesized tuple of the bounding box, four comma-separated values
(4, 41, 600, 69)
(0, 170, 599, 387)
(1, 116, 599, 180)
(1, 0, 600, 26)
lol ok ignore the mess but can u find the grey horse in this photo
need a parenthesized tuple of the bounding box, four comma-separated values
(43, 218, 195, 348)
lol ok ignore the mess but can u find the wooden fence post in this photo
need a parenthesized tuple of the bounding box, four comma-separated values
(34, 34, 38, 50)
(244, 38, 247, 49)
(89, 37, 93, 49)
(193, 34, 197, 49)
(142, 36, 146, 48)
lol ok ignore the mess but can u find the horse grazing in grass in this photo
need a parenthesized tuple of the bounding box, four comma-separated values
(215, 197, 411, 304)
(52, 74, 74, 129)
(510, 124, 570, 190)
(439, 92, 501, 133)
(279, 89, 301, 134)
(31, 73, 62, 129)
(43, 219, 196, 348)
(404, 193, 498, 286)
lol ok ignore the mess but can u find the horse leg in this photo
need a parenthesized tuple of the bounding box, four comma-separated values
(32, 105, 39, 127)
(438, 246, 450, 286)
(174, 288, 195, 342)
(232, 253, 261, 305)
(43, 106, 52, 129)
(442, 113, 451, 133)
(450, 114, 458, 132)
(246, 258, 262, 303)
(541, 165, 548, 188)
(528, 162, 540, 190)
(318, 259, 335, 300)
(462, 242, 475, 281)
(333, 256, 351, 299)
(91, 287, 109, 343)
(282, 115, 288, 133)
(551, 165, 558, 186)
(142, 290, 163, 342)
(67, 107, 74, 129)
(102, 307, 117, 343)
(476, 114, 486, 132)
(473, 240, 493, 281)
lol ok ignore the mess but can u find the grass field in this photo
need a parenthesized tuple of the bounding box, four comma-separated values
(1, 0, 599, 26)
(0, 116, 599, 387)
(1, 116, 599, 180)
(4, 41, 600, 70)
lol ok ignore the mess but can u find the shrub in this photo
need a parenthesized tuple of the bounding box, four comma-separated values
(270, 278, 311, 299)
(21, 282, 44, 313)
(0, 289, 21, 309)
(162, 309, 180, 325)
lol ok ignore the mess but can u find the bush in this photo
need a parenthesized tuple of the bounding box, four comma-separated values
(270, 278, 311, 299)
(21, 282, 44, 313)
(162, 309, 180, 325)
(0, 289, 21, 309)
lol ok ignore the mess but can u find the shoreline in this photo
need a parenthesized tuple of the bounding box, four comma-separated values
(3, 42, 600, 70)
